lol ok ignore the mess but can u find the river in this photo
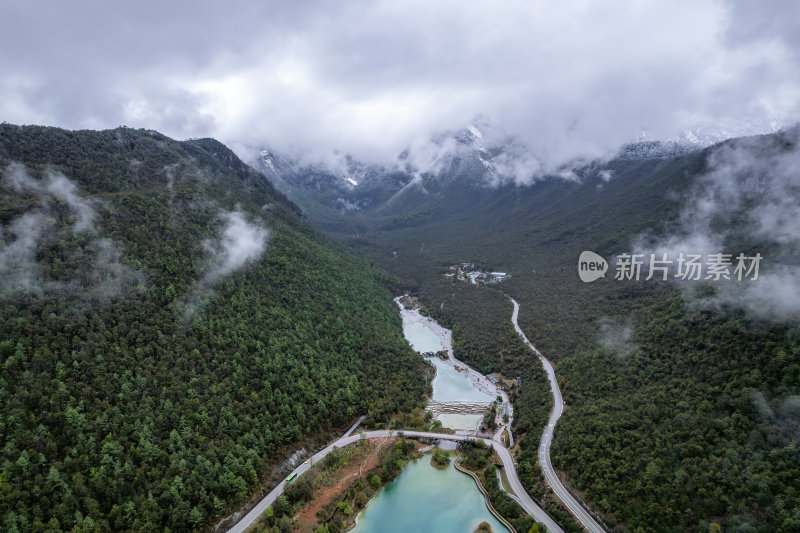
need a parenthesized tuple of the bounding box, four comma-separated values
(225, 297, 559, 533)
(397, 297, 495, 433)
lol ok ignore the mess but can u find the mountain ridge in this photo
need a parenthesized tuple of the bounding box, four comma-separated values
(0, 123, 428, 532)
(249, 121, 711, 239)
(254, 125, 800, 532)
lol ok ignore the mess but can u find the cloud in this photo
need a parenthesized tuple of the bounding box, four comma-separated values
(392, 119, 552, 187)
(402, 135, 460, 176)
(202, 211, 269, 282)
(752, 391, 800, 445)
(598, 170, 614, 182)
(0, 163, 140, 300)
(80, 238, 145, 302)
(3, 166, 266, 311)
(597, 316, 639, 360)
(5, 163, 96, 232)
(0, 212, 51, 294)
(633, 127, 800, 321)
(1, 1, 798, 169)
(688, 264, 800, 321)
(181, 210, 270, 321)
(44, 174, 97, 232)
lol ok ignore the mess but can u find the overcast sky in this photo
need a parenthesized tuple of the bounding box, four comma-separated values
(1, 0, 798, 165)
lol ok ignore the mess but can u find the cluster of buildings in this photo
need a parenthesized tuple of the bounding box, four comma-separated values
(487, 373, 522, 392)
(443, 262, 510, 285)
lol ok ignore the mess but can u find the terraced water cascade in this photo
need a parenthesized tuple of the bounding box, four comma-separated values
(395, 296, 496, 433)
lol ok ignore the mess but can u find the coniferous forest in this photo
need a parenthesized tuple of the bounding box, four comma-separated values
(334, 134, 800, 532)
(0, 125, 427, 532)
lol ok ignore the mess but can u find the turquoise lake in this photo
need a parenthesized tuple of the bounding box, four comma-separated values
(402, 320, 493, 403)
(403, 321, 443, 353)
(350, 456, 510, 533)
(429, 357, 494, 403)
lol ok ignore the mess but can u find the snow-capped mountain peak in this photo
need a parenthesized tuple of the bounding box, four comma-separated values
(467, 123, 484, 140)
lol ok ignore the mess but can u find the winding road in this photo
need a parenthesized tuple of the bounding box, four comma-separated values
(226, 429, 563, 533)
(509, 298, 605, 533)
(226, 297, 605, 533)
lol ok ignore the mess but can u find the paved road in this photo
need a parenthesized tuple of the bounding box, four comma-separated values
(226, 429, 563, 533)
(509, 298, 605, 533)
(496, 465, 523, 507)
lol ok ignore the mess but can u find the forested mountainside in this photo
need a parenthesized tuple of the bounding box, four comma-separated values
(266, 128, 800, 532)
(0, 125, 427, 532)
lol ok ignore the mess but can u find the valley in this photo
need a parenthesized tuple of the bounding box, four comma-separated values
(230, 292, 611, 533)
(3, 4, 800, 533)
(2, 123, 798, 533)
(396, 295, 502, 434)
(253, 126, 800, 532)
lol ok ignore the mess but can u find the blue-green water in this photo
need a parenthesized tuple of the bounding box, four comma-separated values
(429, 357, 494, 403)
(403, 321, 493, 404)
(404, 322, 443, 353)
(351, 456, 510, 533)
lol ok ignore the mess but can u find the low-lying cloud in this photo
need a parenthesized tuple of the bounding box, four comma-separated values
(633, 127, 800, 321)
(0, 212, 51, 293)
(202, 211, 269, 282)
(392, 119, 555, 187)
(181, 210, 269, 321)
(597, 316, 640, 360)
(5, 162, 97, 232)
(43, 174, 97, 232)
(752, 392, 800, 445)
(81, 238, 144, 302)
(0, 163, 140, 300)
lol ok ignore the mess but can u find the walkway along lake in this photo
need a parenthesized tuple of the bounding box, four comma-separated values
(350, 455, 510, 533)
